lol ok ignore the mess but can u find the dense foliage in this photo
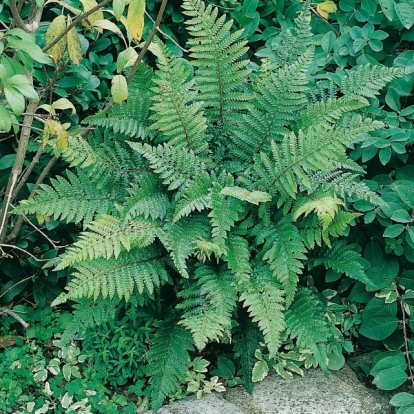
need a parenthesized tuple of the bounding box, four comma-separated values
(1, 0, 414, 413)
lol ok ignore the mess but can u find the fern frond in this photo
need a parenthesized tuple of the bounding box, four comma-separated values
(254, 215, 307, 306)
(177, 266, 237, 350)
(52, 246, 168, 304)
(233, 313, 263, 393)
(147, 318, 194, 412)
(298, 211, 360, 249)
(230, 48, 312, 162)
(172, 172, 211, 223)
(224, 234, 252, 284)
(308, 240, 372, 287)
(342, 64, 414, 100)
(308, 169, 384, 206)
(267, 2, 313, 68)
(121, 173, 169, 222)
(60, 297, 119, 344)
(254, 118, 383, 201)
(85, 64, 153, 138)
(13, 169, 116, 225)
(182, 0, 251, 125)
(149, 38, 209, 155)
(239, 268, 285, 357)
(129, 142, 207, 191)
(296, 98, 366, 132)
(293, 195, 345, 230)
(55, 215, 159, 270)
(158, 215, 210, 278)
(63, 130, 144, 191)
(209, 177, 243, 255)
(285, 288, 331, 371)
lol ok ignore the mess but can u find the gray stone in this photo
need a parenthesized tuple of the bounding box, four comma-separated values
(144, 365, 393, 414)
(152, 393, 244, 413)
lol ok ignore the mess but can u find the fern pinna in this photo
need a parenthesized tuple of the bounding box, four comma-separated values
(14, 0, 413, 410)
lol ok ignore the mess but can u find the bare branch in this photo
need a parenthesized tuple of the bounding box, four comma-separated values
(0, 276, 33, 300)
(5, 156, 58, 243)
(145, 10, 188, 53)
(127, 0, 169, 84)
(0, 307, 30, 329)
(0, 243, 50, 261)
(0, 99, 39, 243)
(9, 0, 29, 31)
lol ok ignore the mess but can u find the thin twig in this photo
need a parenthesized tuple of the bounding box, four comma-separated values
(145, 10, 188, 53)
(43, 0, 113, 52)
(398, 292, 414, 387)
(11, 122, 44, 132)
(0, 135, 14, 143)
(22, 213, 62, 249)
(0, 243, 50, 262)
(0, 307, 30, 329)
(126, 0, 169, 84)
(0, 99, 39, 243)
(6, 156, 58, 243)
(0, 20, 10, 30)
(12, 146, 44, 200)
(0, 276, 33, 301)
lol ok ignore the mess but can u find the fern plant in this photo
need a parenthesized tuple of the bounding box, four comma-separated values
(14, 0, 414, 411)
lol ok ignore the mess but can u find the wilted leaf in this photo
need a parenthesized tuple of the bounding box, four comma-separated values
(42, 119, 68, 149)
(80, 0, 104, 32)
(316, 0, 337, 19)
(45, 15, 67, 62)
(67, 16, 82, 65)
(93, 19, 126, 44)
(56, 129, 69, 150)
(50, 98, 76, 115)
(127, 0, 145, 41)
(111, 74, 128, 103)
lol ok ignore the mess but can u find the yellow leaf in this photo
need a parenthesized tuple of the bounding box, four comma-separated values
(42, 119, 69, 150)
(316, 1, 337, 19)
(45, 15, 67, 62)
(111, 74, 128, 103)
(79, 0, 104, 32)
(42, 119, 54, 148)
(67, 16, 83, 65)
(56, 129, 69, 150)
(50, 98, 76, 115)
(126, 0, 145, 41)
(36, 214, 51, 225)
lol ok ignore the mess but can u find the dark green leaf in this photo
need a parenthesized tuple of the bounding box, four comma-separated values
(360, 298, 398, 340)
(384, 224, 405, 238)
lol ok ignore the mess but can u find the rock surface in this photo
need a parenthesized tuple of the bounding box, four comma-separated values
(144, 365, 392, 414)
